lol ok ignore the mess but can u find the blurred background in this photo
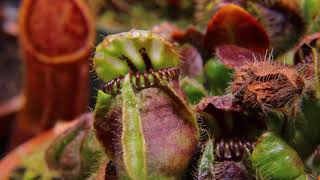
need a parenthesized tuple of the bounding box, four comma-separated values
(0, 0, 22, 157)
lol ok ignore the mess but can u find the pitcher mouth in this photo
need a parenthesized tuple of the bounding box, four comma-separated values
(214, 137, 256, 161)
(208, 112, 263, 162)
(102, 67, 180, 95)
(195, 95, 268, 162)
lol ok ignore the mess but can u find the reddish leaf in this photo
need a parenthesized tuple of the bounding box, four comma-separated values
(195, 95, 240, 113)
(294, 33, 320, 65)
(171, 26, 205, 52)
(293, 33, 320, 81)
(216, 45, 263, 69)
(152, 22, 181, 41)
(179, 45, 203, 78)
(247, 0, 304, 54)
(204, 4, 269, 54)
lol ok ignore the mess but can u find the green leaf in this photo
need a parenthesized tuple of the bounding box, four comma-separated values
(94, 90, 112, 121)
(252, 132, 305, 180)
(198, 140, 214, 179)
(204, 59, 233, 95)
(180, 77, 207, 104)
(121, 74, 147, 180)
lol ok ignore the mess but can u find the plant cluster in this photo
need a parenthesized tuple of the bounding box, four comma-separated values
(8, 0, 320, 179)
